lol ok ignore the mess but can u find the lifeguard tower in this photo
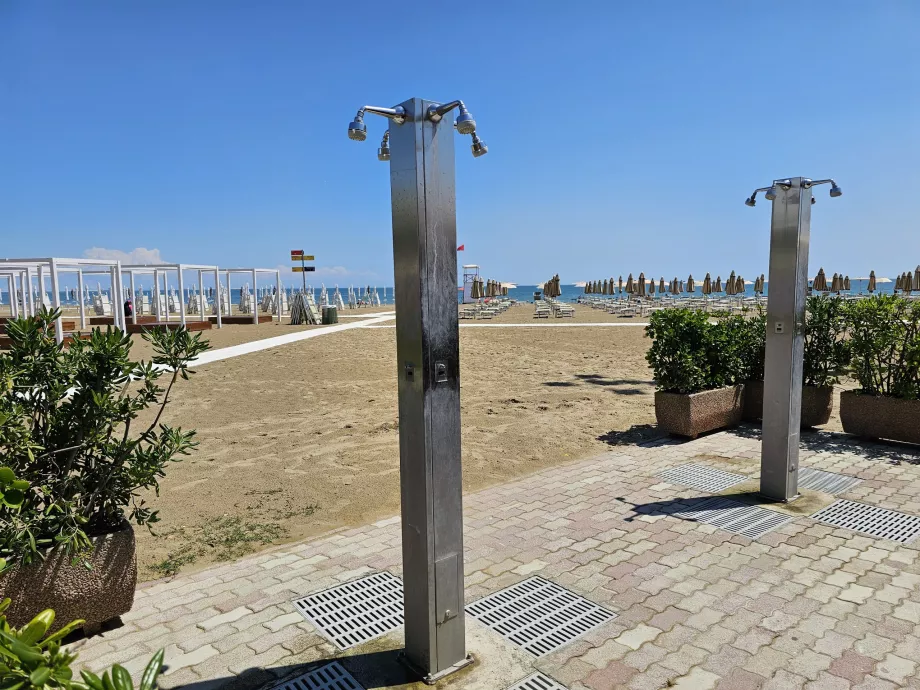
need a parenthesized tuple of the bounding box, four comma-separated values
(461, 264, 480, 304)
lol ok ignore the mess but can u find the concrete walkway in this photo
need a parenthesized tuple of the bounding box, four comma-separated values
(71, 428, 920, 689)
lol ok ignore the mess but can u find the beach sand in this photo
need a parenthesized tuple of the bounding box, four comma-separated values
(132, 305, 847, 579)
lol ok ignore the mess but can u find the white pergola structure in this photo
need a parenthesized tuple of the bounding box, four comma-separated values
(222, 268, 283, 324)
(120, 263, 222, 329)
(0, 257, 129, 343)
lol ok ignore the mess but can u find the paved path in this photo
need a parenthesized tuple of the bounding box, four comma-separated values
(71, 428, 920, 689)
(191, 313, 396, 367)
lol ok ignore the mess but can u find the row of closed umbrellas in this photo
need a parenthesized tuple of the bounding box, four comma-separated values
(584, 271, 765, 297)
(894, 266, 920, 294)
(542, 274, 562, 298)
(469, 278, 509, 299)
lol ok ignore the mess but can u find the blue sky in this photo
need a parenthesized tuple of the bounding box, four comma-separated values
(2, 1, 918, 287)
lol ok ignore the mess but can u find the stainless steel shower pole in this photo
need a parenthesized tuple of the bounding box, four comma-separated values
(347, 97, 485, 682)
(746, 177, 841, 502)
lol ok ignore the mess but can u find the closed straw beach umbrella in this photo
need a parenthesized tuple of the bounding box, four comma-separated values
(844, 275, 851, 291)
(618, 276, 624, 294)
(649, 277, 655, 295)
(914, 266, 920, 291)
(702, 273, 711, 295)
(868, 271, 876, 293)
(715, 276, 723, 293)
(659, 277, 666, 294)
(737, 276, 746, 295)
(609, 278, 615, 297)
(687, 275, 695, 293)
(813, 268, 827, 292)
(625, 274, 634, 294)
(602, 279, 609, 295)
(637, 272, 646, 297)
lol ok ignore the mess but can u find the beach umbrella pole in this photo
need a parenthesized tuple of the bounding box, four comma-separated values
(745, 176, 842, 502)
(346, 97, 484, 681)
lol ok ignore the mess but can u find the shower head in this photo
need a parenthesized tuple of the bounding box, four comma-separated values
(455, 103, 476, 135)
(745, 195, 757, 207)
(471, 132, 488, 158)
(348, 110, 367, 141)
(829, 184, 842, 197)
(377, 131, 390, 161)
(764, 186, 777, 201)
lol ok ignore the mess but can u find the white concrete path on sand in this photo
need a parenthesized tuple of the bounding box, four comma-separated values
(190, 312, 396, 367)
(361, 322, 650, 329)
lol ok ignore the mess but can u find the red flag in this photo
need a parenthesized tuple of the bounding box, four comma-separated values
(457, 244, 465, 251)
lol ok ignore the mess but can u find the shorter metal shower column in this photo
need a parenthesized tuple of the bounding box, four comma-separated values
(745, 177, 842, 502)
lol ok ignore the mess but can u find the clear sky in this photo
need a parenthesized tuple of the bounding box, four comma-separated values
(2, 1, 918, 287)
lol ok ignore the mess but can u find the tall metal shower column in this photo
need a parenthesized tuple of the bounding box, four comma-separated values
(347, 98, 486, 682)
(745, 177, 842, 502)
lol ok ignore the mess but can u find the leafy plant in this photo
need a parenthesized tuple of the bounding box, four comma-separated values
(0, 598, 164, 690)
(803, 295, 850, 387)
(845, 294, 920, 399)
(645, 309, 750, 393)
(0, 308, 210, 569)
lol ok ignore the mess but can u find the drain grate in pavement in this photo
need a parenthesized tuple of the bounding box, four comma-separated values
(811, 500, 920, 544)
(506, 672, 568, 690)
(466, 576, 616, 657)
(797, 467, 862, 495)
(657, 463, 746, 493)
(273, 661, 364, 690)
(639, 436, 686, 448)
(672, 497, 796, 540)
(293, 572, 403, 650)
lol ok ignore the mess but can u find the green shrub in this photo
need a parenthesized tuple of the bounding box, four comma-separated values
(0, 598, 164, 690)
(845, 294, 920, 399)
(645, 309, 751, 393)
(803, 295, 850, 387)
(0, 308, 210, 569)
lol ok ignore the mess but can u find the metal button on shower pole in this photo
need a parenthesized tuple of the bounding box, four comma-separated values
(346, 98, 486, 683)
(745, 177, 842, 502)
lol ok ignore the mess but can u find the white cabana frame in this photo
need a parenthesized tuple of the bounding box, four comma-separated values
(221, 268, 283, 324)
(0, 257, 129, 343)
(120, 263, 223, 329)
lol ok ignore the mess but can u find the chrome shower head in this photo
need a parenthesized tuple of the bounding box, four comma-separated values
(764, 186, 777, 201)
(377, 131, 390, 161)
(745, 195, 756, 207)
(470, 132, 488, 158)
(347, 110, 367, 141)
(829, 184, 842, 197)
(455, 104, 476, 135)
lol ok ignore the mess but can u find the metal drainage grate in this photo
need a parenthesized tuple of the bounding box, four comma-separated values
(672, 497, 796, 540)
(639, 436, 685, 448)
(273, 661, 364, 690)
(293, 572, 403, 650)
(466, 576, 616, 657)
(797, 467, 861, 495)
(506, 672, 568, 690)
(811, 500, 920, 544)
(657, 463, 746, 493)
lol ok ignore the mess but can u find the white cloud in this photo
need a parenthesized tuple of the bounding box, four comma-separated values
(83, 247, 166, 264)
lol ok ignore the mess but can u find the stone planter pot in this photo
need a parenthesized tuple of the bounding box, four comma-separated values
(655, 384, 745, 438)
(0, 521, 136, 633)
(743, 381, 833, 428)
(840, 391, 920, 445)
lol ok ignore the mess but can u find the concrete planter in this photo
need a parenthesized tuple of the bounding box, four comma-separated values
(840, 391, 920, 445)
(743, 381, 834, 428)
(654, 384, 745, 439)
(0, 521, 136, 633)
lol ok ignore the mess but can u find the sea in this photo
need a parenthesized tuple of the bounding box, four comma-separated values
(0, 280, 898, 307)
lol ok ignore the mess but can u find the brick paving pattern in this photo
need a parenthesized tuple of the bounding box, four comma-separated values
(70, 427, 920, 689)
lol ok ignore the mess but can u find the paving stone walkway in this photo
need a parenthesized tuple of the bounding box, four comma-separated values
(71, 427, 920, 689)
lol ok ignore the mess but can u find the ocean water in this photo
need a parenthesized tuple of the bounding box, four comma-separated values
(0, 281, 898, 308)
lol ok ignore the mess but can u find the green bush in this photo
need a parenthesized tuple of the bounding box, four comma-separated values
(0, 308, 210, 570)
(845, 294, 920, 399)
(803, 295, 850, 387)
(0, 598, 164, 690)
(645, 309, 751, 394)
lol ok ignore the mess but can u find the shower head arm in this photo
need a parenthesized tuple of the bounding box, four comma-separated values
(360, 105, 407, 124)
(426, 100, 464, 122)
(803, 179, 837, 189)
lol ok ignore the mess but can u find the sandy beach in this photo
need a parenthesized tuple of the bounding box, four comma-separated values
(129, 303, 848, 579)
